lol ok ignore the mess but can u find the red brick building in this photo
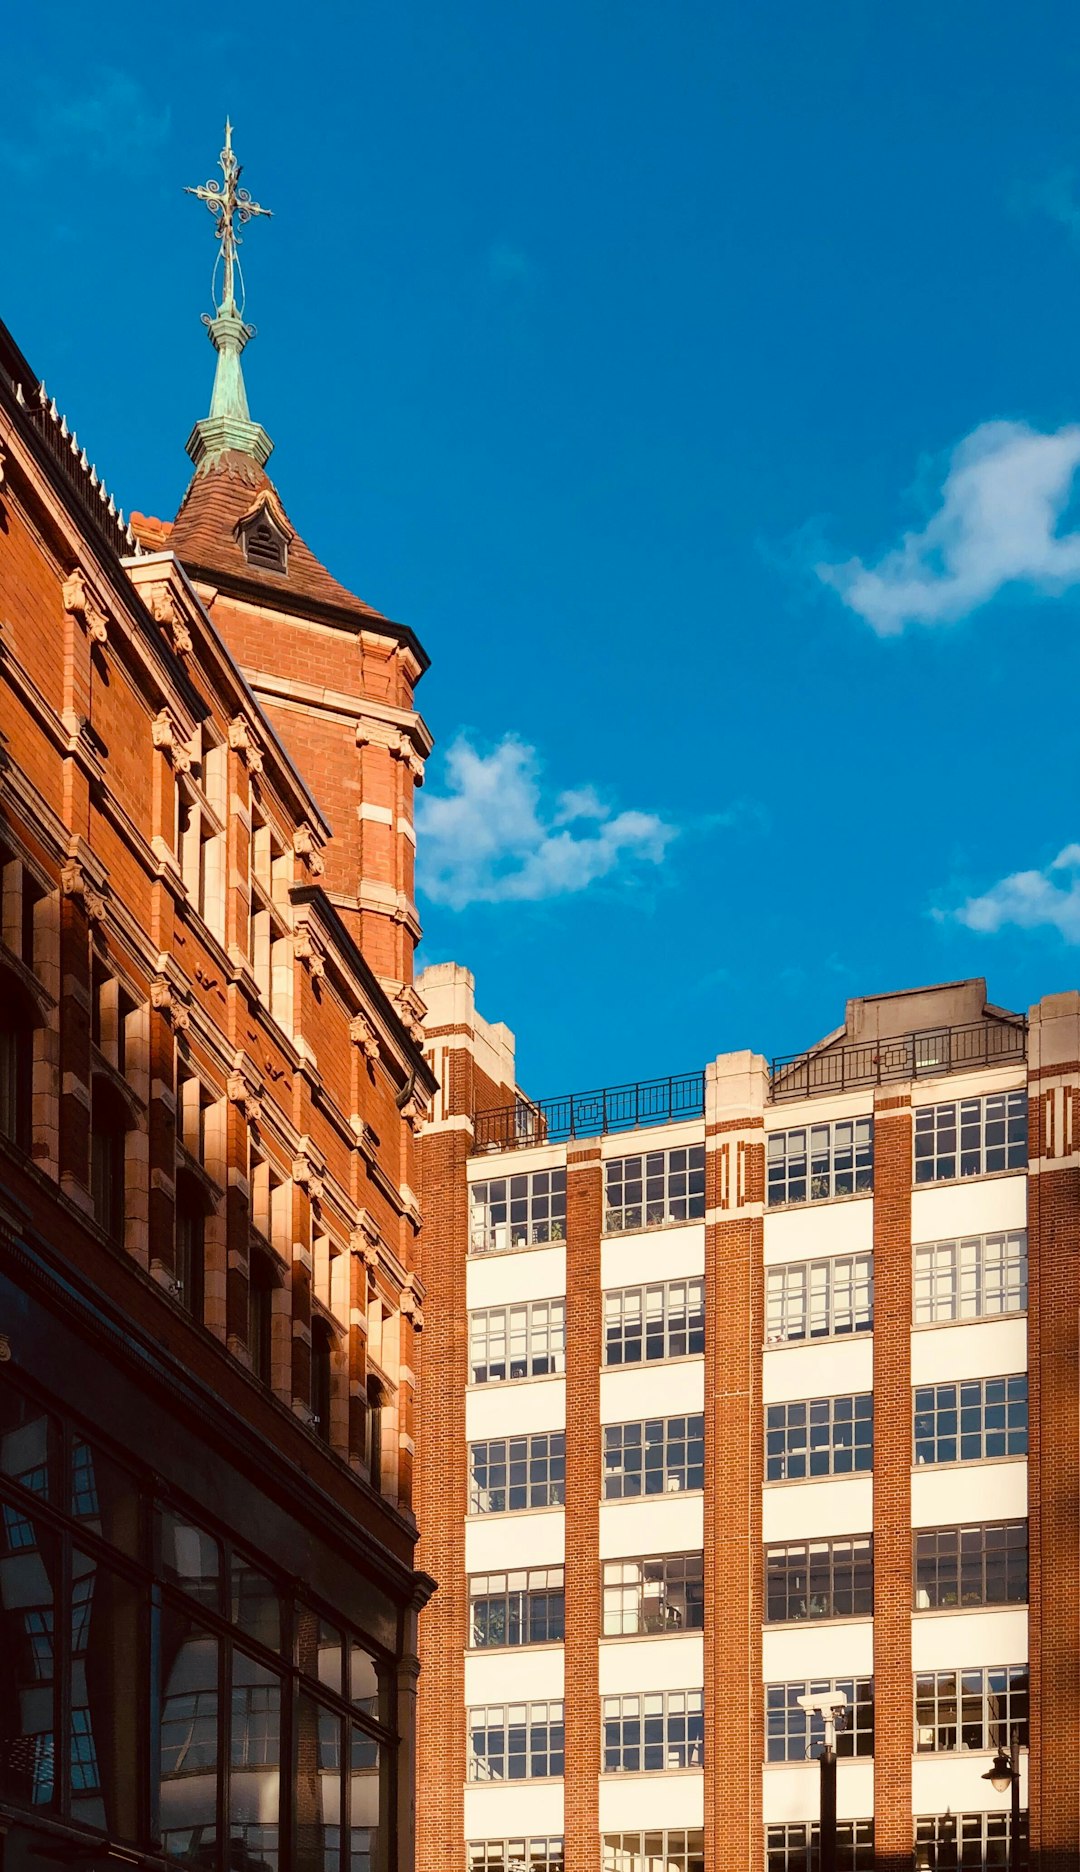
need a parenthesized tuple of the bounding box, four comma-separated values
(0, 127, 435, 1872)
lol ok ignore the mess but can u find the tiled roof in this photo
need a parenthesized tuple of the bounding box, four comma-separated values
(160, 450, 386, 620)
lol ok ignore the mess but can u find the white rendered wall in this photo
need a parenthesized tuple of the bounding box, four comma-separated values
(463, 1783, 564, 1840)
(911, 1175, 1027, 1243)
(465, 1647, 564, 1705)
(912, 1754, 1020, 1817)
(911, 1460, 1026, 1531)
(599, 1360, 704, 1425)
(762, 1476, 873, 1545)
(598, 1634, 704, 1695)
(599, 1494, 704, 1559)
(761, 1620, 874, 1682)
(763, 1199, 873, 1264)
(601, 1223, 705, 1289)
(911, 1317, 1028, 1384)
(466, 1379, 566, 1441)
(762, 1761, 874, 1824)
(765, 1091, 876, 1133)
(465, 1511, 565, 1573)
(600, 1120, 704, 1161)
(762, 1338, 873, 1404)
(910, 1607, 1028, 1671)
(467, 1246, 567, 1310)
(597, 1772, 704, 1833)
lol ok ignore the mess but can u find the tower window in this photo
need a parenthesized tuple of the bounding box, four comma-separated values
(240, 507, 289, 574)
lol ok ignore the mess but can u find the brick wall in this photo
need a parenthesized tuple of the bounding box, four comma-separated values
(565, 1146, 603, 1872)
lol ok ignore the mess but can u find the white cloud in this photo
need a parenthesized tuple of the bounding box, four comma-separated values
(945, 844, 1080, 943)
(416, 735, 677, 909)
(817, 420, 1080, 633)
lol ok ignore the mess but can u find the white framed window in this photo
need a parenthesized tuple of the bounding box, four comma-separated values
(765, 1821, 874, 1871)
(467, 1702, 563, 1781)
(914, 1092, 1027, 1184)
(469, 1568, 564, 1647)
(602, 1835, 703, 1872)
(913, 1232, 1027, 1323)
(469, 1300, 565, 1385)
(913, 1376, 1027, 1465)
(767, 1119, 873, 1207)
(914, 1665, 1028, 1753)
(604, 1145, 704, 1233)
(914, 1812, 1025, 1869)
(468, 1843, 564, 1872)
(766, 1538, 873, 1622)
(766, 1255, 872, 1344)
(601, 1690, 703, 1772)
(603, 1279, 704, 1365)
(765, 1394, 873, 1481)
(469, 1169, 565, 1255)
(765, 1678, 874, 1761)
(468, 1435, 565, 1514)
(602, 1415, 704, 1499)
(913, 1522, 1027, 1610)
(602, 1553, 703, 1636)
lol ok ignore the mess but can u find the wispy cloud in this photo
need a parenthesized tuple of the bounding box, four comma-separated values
(940, 844, 1080, 943)
(0, 68, 170, 176)
(416, 734, 677, 909)
(816, 421, 1080, 633)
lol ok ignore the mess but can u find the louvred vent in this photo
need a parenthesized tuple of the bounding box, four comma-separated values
(242, 509, 288, 573)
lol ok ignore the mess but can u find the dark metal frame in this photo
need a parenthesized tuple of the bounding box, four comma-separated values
(472, 1072, 706, 1155)
(770, 1018, 1026, 1103)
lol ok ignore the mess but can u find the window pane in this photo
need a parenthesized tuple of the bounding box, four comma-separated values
(159, 1607, 219, 1865)
(69, 1552, 143, 1840)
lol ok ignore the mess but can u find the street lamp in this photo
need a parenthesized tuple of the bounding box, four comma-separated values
(798, 1690, 848, 1872)
(982, 1724, 1023, 1871)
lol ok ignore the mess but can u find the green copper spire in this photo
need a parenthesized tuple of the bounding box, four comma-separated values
(184, 121, 274, 472)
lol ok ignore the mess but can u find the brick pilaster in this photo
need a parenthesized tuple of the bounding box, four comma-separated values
(564, 1146, 603, 1872)
(871, 1090, 913, 1867)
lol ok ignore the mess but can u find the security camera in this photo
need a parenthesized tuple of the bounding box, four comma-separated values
(797, 1691, 848, 1719)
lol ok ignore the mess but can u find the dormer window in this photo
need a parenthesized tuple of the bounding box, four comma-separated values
(240, 504, 290, 574)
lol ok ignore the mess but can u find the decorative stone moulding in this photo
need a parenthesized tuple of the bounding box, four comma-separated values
(62, 568, 109, 645)
(399, 1090, 430, 1135)
(350, 1211, 382, 1268)
(392, 730, 425, 782)
(292, 1137, 326, 1208)
(151, 966, 192, 1032)
(60, 856, 106, 922)
(293, 824, 325, 878)
(149, 587, 194, 659)
(393, 983, 427, 1047)
(152, 709, 192, 772)
(0, 441, 7, 487)
(227, 1050, 263, 1124)
(293, 919, 326, 980)
(350, 1012, 380, 1062)
(228, 713, 263, 773)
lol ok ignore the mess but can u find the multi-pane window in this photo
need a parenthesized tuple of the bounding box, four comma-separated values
(178, 730, 227, 943)
(766, 1538, 873, 1623)
(913, 1233, 1027, 1324)
(765, 1394, 873, 1482)
(468, 1842, 564, 1872)
(469, 1301, 566, 1385)
(914, 1092, 1028, 1184)
(604, 1146, 705, 1233)
(767, 1119, 873, 1207)
(765, 1256, 872, 1344)
(603, 1280, 704, 1366)
(250, 814, 293, 1030)
(468, 1702, 564, 1781)
(765, 1821, 874, 1872)
(469, 1435, 565, 1514)
(470, 1569, 565, 1647)
(601, 1690, 703, 1772)
(469, 1170, 566, 1255)
(602, 1833, 704, 1872)
(602, 1415, 704, 1499)
(766, 1680, 873, 1762)
(914, 1523, 1027, 1609)
(915, 1666, 1028, 1752)
(913, 1376, 1027, 1466)
(602, 1554, 704, 1636)
(914, 1813, 1027, 1870)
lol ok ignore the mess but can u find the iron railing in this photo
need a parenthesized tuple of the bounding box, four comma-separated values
(472, 1071, 706, 1154)
(769, 1018, 1026, 1102)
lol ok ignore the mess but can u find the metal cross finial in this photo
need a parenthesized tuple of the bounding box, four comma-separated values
(185, 121, 271, 316)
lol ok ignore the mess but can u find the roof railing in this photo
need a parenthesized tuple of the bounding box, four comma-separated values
(471, 1071, 706, 1155)
(769, 1017, 1027, 1102)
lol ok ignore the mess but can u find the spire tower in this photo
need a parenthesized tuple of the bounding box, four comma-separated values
(184, 121, 274, 472)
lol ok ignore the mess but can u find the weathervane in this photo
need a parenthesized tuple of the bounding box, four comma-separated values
(185, 120, 271, 317)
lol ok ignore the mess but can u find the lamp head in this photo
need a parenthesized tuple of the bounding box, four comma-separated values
(982, 1748, 1014, 1794)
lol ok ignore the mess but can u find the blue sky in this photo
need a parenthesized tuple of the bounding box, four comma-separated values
(7, 1, 1080, 1097)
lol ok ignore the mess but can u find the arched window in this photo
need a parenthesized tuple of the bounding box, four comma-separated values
(0, 977, 36, 1152)
(90, 1080, 128, 1244)
(249, 1251, 276, 1384)
(311, 1318, 333, 1443)
(175, 1171, 207, 1323)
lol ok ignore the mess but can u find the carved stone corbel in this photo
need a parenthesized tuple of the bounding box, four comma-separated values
(292, 1136, 326, 1208)
(293, 918, 326, 980)
(150, 588, 194, 659)
(151, 970, 191, 1032)
(152, 708, 192, 772)
(393, 983, 427, 1047)
(293, 824, 325, 878)
(229, 713, 264, 774)
(227, 1050, 263, 1124)
(63, 568, 109, 645)
(350, 1011, 380, 1062)
(400, 1089, 430, 1135)
(61, 856, 106, 922)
